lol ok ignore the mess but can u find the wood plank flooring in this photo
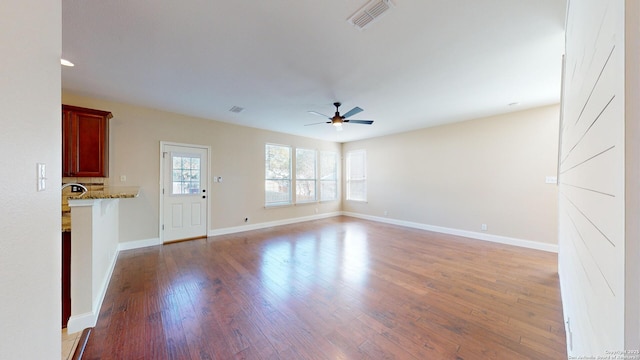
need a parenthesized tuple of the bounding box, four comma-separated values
(82, 216, 567, 359)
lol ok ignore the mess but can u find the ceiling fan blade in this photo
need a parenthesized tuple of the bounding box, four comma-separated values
(307, 111, 331, 119)
(342, 106, 363, 119)
(344, 119, 374, 125)
(304, 121, 331, 126)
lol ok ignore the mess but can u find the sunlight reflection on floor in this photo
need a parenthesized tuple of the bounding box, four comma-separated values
(259, 223, 370, 301)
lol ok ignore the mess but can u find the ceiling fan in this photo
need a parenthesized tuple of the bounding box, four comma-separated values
(306, 102, 374, 128)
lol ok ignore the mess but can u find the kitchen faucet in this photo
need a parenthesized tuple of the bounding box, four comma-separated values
(61, 183, 88, 195)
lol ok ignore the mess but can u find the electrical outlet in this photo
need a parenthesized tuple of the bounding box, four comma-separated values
(566, 317, 573, 351)
(244, 217, 249, 223)
(71, 185, 84, 193)
(481, 224, 488, 231)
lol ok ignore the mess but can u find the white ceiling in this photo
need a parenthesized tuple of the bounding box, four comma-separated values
(62, 0, 566, 143)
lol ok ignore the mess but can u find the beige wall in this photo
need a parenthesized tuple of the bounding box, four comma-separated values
(0, 0, 61, 358)
(62, 92, 341, 243)
(343, 105, 560, 246)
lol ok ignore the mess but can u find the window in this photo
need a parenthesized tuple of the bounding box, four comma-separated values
(171, 153, 201, 195)
(296, 148, 317, 202)
(265, 144, 291, 205)
(346, 150, 367, 201)
(320, 151, 338, 201)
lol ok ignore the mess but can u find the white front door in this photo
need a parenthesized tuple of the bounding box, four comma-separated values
(162, 143, 209, 243)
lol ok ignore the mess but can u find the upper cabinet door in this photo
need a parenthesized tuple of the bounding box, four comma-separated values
(62, 105, 112, 177)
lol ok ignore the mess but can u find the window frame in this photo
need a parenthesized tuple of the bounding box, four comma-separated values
(265, 143, 292, 207)
(295, 147, 318, 203)
(346, 149, 367, 202)
(319, 151, 338, 202)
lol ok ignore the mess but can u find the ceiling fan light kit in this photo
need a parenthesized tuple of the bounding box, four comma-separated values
(306, 102, 374, 128)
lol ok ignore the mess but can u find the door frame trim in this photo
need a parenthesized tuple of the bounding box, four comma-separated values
(159, 141, 211, 243)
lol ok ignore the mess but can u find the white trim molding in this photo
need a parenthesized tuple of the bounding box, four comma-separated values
(342, 212, 558, 253)
(208, 212, 342, 237)
(66, 241, 119, 334)
(66, 312, 95, 334)
(118, 237, 162, 251)
(68, 210, 555, 334)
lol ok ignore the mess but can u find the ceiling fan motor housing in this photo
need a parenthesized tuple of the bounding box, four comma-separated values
(332, 102, 344, 126)
(305, 102, 373, 127)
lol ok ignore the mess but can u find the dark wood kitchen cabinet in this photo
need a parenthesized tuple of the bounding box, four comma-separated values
(62, 105, 112, 177)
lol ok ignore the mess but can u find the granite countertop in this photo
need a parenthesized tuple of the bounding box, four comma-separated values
(63, 186, 140, 232)
(62, 212, 71, 232)
(67, 186, 140, 200)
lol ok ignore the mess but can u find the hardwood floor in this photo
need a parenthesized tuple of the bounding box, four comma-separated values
(82, 216, 566, 359)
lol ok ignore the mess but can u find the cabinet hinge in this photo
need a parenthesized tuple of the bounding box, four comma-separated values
(162, 224, 164, 230)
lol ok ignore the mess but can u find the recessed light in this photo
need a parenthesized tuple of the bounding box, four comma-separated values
(61, 59, 75, 67)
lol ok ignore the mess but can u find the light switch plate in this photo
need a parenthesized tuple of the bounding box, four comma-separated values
(545, 176, 558, 184)
(37, 163, 46, 191)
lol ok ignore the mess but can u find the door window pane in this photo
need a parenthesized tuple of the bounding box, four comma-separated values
(171, 154, 201, 195)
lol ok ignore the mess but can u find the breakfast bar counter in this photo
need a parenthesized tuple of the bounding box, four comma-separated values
(67, 186, 140, 200)
(64, 186, 139, 333)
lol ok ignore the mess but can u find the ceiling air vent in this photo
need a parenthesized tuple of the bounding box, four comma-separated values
(348, 0, 395, 30)
(229, 106, 244, 113)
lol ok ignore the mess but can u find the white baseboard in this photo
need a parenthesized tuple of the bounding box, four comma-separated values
(114, 214, 556, 256)
(342, 212, 558, 253)
(208, 212, 342, 237)
(67, 211, 554, 334)
(118, 237, 162, 251)
(93, 246, 119, 315)
(67, 242, 121, 334)
(66, 311, 95, 334)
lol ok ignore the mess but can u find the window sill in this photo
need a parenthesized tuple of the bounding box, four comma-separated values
(295, 201, 318, 206)
(319, 199, 338, 204)
(346, 199, 368, 203)
(265, 203, 293, 209)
